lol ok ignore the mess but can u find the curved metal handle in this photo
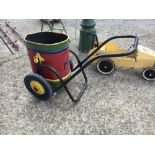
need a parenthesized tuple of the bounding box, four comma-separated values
(85, 35, 139, 65)
(73, 35, 139, 71)
(132, 35, 139, 50)
(96, 35, 139, 55)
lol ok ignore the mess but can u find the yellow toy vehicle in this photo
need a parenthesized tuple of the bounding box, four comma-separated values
(88, 36, 155, 81)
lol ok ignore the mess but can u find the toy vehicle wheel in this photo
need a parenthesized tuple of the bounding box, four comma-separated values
(24, 73, 52, 100)
(143, 68, 155, 81)
(69, 59, 74, 72)
(97, 59, 115, 75)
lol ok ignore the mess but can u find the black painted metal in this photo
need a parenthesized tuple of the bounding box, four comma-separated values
(35, 35, 138, 102)
(37, 50, 88, 102)
(66, 35, 138, 84)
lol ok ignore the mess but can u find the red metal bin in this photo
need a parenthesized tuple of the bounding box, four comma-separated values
(25, 32, 71, 89)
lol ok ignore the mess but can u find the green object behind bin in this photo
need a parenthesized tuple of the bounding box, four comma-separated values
(78, 19, 96, 53)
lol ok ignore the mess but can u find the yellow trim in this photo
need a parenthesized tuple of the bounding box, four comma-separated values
(25, 31, 69, 46)
(46, 71, 71, 82)
(30, 80, 45, 95)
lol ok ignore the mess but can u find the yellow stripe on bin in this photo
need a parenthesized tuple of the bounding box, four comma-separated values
(46, 71, 71, 83)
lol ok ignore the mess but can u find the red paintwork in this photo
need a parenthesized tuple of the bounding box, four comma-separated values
(28, 48, 71, 80)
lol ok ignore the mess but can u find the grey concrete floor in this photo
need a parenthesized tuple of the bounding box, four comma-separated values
(0, 19, 155, 134)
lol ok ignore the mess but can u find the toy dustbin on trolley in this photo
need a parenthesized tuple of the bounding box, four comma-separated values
(24, 32, 71, 100)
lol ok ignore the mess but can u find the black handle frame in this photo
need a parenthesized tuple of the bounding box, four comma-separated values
(36, 35, 139, 102)
(36, 50, 88, 103)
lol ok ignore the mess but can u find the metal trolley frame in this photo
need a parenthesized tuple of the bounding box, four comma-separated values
(32, 35, 139, 102)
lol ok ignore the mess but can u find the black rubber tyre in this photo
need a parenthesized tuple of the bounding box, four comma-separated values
(24, 73, 52, 100)
(97, 59, 115, 75)
(143, 68, 155, 81)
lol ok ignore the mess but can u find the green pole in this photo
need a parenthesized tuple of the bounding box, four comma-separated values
(78, 19, 96, 53)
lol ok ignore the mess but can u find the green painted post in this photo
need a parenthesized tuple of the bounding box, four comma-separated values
(78, 19, 96, 53)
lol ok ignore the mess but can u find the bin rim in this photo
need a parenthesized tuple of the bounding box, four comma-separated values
(25, 31, 69, 46)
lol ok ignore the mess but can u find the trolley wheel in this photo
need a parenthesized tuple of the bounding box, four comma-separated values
(69, 59, 74, 72)
(143, 68, 155, 81)
(97, 59, 115, 75)
(24, 73, 52, 100)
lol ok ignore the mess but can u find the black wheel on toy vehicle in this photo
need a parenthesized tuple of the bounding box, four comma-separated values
(97, 59, 115, 75)
(143, 68, 155, 81)
(24, 73, 52, 100)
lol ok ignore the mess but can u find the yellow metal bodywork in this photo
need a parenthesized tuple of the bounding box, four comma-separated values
(30, 80, 45, 95)
(88, 42, 155, 69)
